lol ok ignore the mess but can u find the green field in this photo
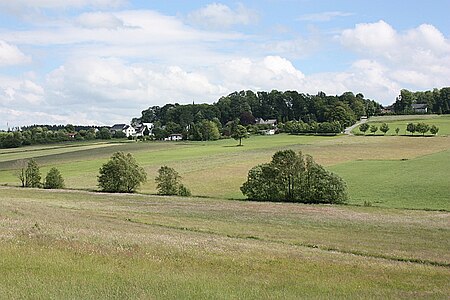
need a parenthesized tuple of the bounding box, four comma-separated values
(1, 132, 450, 210)
(352, 114, 450, 136)
(0, 187, 448, 298)
(1, 116, 450, 297)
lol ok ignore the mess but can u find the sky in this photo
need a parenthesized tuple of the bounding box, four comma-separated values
(0, 0, 449, 129)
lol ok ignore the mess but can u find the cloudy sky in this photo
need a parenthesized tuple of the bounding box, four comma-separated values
(0, 0, 449, 129)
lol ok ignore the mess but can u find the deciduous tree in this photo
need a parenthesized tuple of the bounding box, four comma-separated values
(155, 166, 191, 196)
(44, 167, 65, 189)
(380, 123, 390, 135)
(231, 125, 248, 146)
(98, 152, 147, 193)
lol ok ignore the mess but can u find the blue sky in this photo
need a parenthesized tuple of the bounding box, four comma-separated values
(0, 0, 449, 128)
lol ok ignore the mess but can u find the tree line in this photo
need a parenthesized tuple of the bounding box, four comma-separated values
(0, 126, 120, 149)
(134, 90, 382, 139)
(392, 87, 450, 114)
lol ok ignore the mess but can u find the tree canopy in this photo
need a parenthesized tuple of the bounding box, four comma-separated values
(98, 152, 147, 193)
(241, 150, 348, 204)
(155, 166, 191, 196)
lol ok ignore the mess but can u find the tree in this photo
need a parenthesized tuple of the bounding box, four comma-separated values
(25, 159, 41, 188)
(155, 166, 191, 196)
(13, 159, 27, 187)
(369, 125, 378, 135)
(380, 123, 390, 135)
(231, 125, 248, 146)
(96, 127, 111, 139)
(44, 167, 65, 189)
(241, 150, 347, 204)
(406, 123, 416, 135)
(359, 123, 369, 134)
(415, 122, 430, 136)
(430, 125, 439, 135)
(98, 152, 147, 193)
(395, 127, 400, 135)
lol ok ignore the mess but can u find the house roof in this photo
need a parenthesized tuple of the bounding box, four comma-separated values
(255, 118, 277, 125)
(412, 103, 427, 109)
(110, 124, 126, 130)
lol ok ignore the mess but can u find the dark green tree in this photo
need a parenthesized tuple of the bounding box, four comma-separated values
(415, 122, 430, 135)
(369, 125, 378, 135)
(231, 125, 248, 146)
(155, 166, 191, 196)
(98, 152, 147, 193)
(44, 167, 65, 189)
(359, 123, 369, 134)
(430, 125, 439, 135)
(25, 159, 41, 188)
(241, 150, 347, 204)
(96, 127, 111, 139)
(395, 127, 400, 135)
(406, 123, 416, 135)
(380, 123, 390, 135)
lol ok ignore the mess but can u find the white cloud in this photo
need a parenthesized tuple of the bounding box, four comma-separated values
(0, 0, 126, 11)
(76, 12, 125, 29)
(0, 40, 31, 66)
(0, 75, 44, 106)
(298, 11, 353, 22)
(187, 3, 259, 29)
(340, 20, 450, 89)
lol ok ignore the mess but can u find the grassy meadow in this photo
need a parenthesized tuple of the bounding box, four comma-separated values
(352, 114, 450, 135)
(0, 187, 448, 298)
(1, 115, 449, 297)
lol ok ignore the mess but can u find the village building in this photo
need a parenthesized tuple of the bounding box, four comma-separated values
(411, 103, 428, 114)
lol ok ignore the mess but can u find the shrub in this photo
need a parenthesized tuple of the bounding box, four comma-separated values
(44, 167, 65, 189)
(25, 159, 41, 188)
(155, 166, 191, 197)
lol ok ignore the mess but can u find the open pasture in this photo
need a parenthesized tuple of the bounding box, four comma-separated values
(352, 114, 450, 135)
(1, 133, 450, 210)
(0, 187, 448, 298)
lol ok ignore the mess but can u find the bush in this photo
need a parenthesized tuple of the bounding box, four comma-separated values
(25, 159, 41, 188)
(155, 166, 191, 196)
(98, 152, 147, 193)
(241, 150, 348, 204)
(44, 167, 65, 189)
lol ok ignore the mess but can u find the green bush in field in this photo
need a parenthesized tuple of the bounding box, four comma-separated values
(380, 123, 389, 135)
(359, 123, 369, 134)
(44, 167, 65, 189)
(155, 166, 191, 196)
(25, 159, 41, 188)
(406, 123, 416, 135)
(241, 150, 347, 204)
(370, 125, 378, 135)
(416, 123, 430, 135)
(430, 125, 439, 135)
(98, 152, 147, 193)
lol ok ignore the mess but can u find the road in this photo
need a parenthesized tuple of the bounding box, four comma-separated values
(344, 117, 368, 135)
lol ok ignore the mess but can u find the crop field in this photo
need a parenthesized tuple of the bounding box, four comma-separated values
(0, 187, 448, 298)
(352, 114, 450, 136)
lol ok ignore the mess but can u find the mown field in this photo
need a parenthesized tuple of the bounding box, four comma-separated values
(352, 114, 450, 136)
(0, 187, 448, 298)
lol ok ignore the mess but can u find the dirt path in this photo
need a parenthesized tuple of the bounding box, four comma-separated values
(344, 118, 368, 135)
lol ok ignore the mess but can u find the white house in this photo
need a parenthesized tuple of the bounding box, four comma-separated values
(164, 133, 183, 141)
(134, 123, 154, 137)
(110, 124, 135, 137)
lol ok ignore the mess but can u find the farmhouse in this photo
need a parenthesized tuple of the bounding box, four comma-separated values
(110, 124, 136, 137)
(134, 123, 154, 138)
(165, 133, 183, 141)
(411, 103, 428, 113)
(255, 118, 277, 127)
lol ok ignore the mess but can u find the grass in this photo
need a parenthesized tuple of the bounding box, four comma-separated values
(0, 187, 449, 298)
(1, 133, 450, 209)
(330, 149, 450, 210)
(352, 114, 450, 136)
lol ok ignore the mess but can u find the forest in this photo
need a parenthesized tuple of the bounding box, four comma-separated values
(392, 87, 450, 114)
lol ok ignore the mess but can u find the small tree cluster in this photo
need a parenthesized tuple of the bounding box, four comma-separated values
(98, 152, 147, 193)
(155, 166, 191, 196)
(241, 150, 348, 204)
(284, 120, 342, 135)
(406, 122, 439, 136)
(14, 159, 64, 189)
